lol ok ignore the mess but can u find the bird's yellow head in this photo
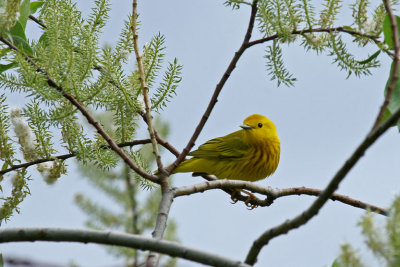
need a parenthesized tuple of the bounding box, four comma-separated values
(240, 114, 279, 146)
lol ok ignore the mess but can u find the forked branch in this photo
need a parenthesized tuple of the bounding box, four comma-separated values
(245, 1, 400, 262)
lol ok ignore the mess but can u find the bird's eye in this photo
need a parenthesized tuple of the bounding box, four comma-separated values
(258, 123, 263, 128)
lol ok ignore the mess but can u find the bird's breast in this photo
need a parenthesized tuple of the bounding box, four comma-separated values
(241, 139, 280, 181)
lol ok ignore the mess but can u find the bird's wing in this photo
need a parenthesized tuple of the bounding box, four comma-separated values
(189, 130, 249, 159)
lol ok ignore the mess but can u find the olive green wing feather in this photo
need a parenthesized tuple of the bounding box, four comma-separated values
(189, 130, 249, 159)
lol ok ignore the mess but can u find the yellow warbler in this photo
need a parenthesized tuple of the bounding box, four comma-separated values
(173, 114, 280, 181)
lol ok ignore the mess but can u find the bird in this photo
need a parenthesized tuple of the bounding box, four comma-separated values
(172, 114, 280, 182)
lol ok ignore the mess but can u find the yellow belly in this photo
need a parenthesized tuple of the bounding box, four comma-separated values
(173, 147, 280, 182)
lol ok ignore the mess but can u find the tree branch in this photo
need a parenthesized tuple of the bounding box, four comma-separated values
(0, 228, 251, 267)
(173, 180, 387, 216)
(247, 27, 392, 56)
(244, 89, 400, 265)
(244, 6, 400, 263)
(28, 14, 46, 29)
(146, 188, 175, 266)
(276, 187, 387, 216)
(165, 0, 259, 174)
(28, 13, 390, 57)
(131, 0, 164, 174)
(371, 1, 400, 129)
(0, 36, 158, 183)
(0, 139, 152, 176)
(4, 255, 63, 267)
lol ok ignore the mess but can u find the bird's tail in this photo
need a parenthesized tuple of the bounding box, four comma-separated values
(170, 158, 197, 174)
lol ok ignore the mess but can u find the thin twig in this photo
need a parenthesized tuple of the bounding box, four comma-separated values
(0, 228, 251, 267)
(0, 36, 158, 183)
(4, 256, 63, 267)
(123, 165, 140, 265)
(244, 78, 400, 265)
(140, 112, 180, 157)
(165, 0, 259, 174)
(131, 0, 164, 174)
(154, 131, 180, 157)
(371, 1, 400, 129)
(247, 26, 384, 49)
(28, 15, 46, 29)
(124, 166, 139, 234)
(173, 180, 387, 216)
(277, 187, 387, 215)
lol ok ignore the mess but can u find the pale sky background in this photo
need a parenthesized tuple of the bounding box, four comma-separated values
(1, 1, 400, 266)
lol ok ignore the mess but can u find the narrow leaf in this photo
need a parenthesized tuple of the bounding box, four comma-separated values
(9, 35, 34, 56)
(9, 21, 27, 41)
(357, 50, 381, 65)
(1, 162, 9, 171)
(19, 0, 31, 30)
(383, 14, 400, 49)
(384, 61, 400, 130)
(343, 25, 355, 31)
(30, 1, 44, 14)
(0, 62, 18, 73)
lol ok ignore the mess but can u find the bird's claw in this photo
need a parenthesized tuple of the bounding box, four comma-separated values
(244, 194, 258, 210)
(230, 190, 240, 204)
(230, 189, 258, 209)
(245, 200, 258, 210)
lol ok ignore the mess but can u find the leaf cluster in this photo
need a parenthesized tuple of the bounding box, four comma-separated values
(233, 0, 388, 87)
(0, 0, 183, 223)
(333, 196, 400, 267)
(0, 169, 30, 223)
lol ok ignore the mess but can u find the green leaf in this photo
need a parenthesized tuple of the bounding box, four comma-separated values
(0, 62, 18, 73)
(0, 48, 11, 58)
(9, 21, 27, 41)
(383, 14, 400, 49)
(357, 50, 381, 65)
(30, 1, 44, 14)
(381, 108, 392, 123)
(331, 258, 340, 267)
(381, 108, 399, 130)
(19, 0, 31, 30)
(343, 25, 355, 31)
(1, 162, 9, 171)
(384, 61, 400, 130)
(10, 35, 34, 56)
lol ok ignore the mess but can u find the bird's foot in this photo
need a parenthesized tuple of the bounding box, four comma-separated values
(230, 189, 258, 209)
(244, 195, 258, 210)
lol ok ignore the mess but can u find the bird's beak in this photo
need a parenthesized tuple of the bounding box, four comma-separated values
(240, 124, 253, 130)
